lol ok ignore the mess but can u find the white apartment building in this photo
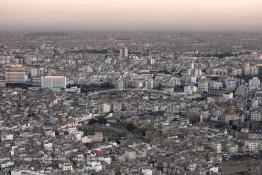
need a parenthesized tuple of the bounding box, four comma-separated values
(41, 76, 67, 89)
(249, 77, 260, 90)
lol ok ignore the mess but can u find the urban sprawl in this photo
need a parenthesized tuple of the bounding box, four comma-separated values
(0, 32, 262, 175)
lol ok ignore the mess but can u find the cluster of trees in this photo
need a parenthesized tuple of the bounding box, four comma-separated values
(125, 123, 148, 140)
(67, 82, 115, 93)
(126, 123, 138, 132)
(88, 117, 107, 125)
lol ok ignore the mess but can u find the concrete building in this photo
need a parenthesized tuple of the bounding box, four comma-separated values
(249, 77, 260, 90)
(251, 111, 261, 121)
(231, 68, 243, 76)
(41, 76, 67, 89)
(243, 63, 257, 76)
(245, 141, 259, 152)
(212, 143, 222, 154)
(89, 132, 103, 142)
(125, 149, 137, 161)
(101, 103, 111, 113)
(5, 65, 29, 84)
(223, 93, 234, 102)
(30, 67, 38, 77)
(0, 80, 6, 87)
(210, 68, 228, 76)
(145, 78, 154, 89)
(198, 78, 209, 94)
(142, 169, 153, 175)
(209, 81, 223, 89)
(227, 144, 239, 154)
(235, 85, 249, 99)
(191, 58, 196, 69)
(59, 162, 73, 171)
(243, 63, 252, 76)
(184, 85, 197, 95)
(117, 79, 124, 90)
(119, 47, 128, 58)
(225, 78, 237, 90)
(194, 68, 203, 76)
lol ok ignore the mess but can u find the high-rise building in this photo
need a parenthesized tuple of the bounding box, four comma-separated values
(124, 47, 128, 57)
(5, 65, 29, 84)
(41, 76, 67, 89)
(191, 57, 197, 69)
(198, 78, 209, 94)
(119, 47, 128, 58)
(119, 48, 124, 58)
(117, 78, 124, 90)
(243, 63, 251, 76)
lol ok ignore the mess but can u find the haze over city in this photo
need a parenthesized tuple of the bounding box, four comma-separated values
(1, 0, 262, 31)
(1, 0, 262, 174)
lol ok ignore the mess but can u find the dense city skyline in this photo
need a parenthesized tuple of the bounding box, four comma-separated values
(1, 10, 262, 174)
(1, 0, 262, 31)
(1, 1, 262, 174)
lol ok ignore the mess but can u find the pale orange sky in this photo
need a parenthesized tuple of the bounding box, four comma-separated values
(0, 0, 262, 31)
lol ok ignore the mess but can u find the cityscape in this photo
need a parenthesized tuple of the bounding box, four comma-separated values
(1, 1, 262, 175)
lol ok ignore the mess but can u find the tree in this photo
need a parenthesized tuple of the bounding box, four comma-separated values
(126, 123, 137, 132)
(88, 118, 97, 125)
(97, 117, 107, 125)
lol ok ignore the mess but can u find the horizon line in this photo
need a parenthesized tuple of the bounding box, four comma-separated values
(1, 29, 262, 34)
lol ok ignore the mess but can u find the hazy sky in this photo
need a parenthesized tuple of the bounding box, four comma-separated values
(0, 0, 262, 31)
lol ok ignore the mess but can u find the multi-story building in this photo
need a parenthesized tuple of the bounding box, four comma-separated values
(231, 68, 243, 76)
(212, 143, 222, 154)
(244, 141, 259, 152)
(251, 111, 261, 121)
(101, 103, 111, 113)
(41, 76, 67, 89)
(119, 47, 128, 58)
(235, 85, 249, 99)
(5, 64, 29, 84)
(249, 77, 261, 90)
(227, 144, 239, 154)
(243, 63, 252, 76)
(198, 78, 209, 94)
(209, 68, 228, 76)
(225, 78, 237, 90)
(194, 68, 203, 76)
(209, 81, 223, 89)
(184, 85, 197, 95)
(243, 63, 257, 76)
